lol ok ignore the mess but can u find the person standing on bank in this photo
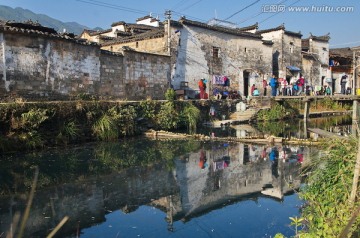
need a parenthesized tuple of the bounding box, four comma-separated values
(198, 78, 205, 99)
(262, 78, 268, 96)
(297, 75, 305, 96)
(269, 75, 278, 97)
(251, 84, 255, 96)
(340, 74, 348, 94)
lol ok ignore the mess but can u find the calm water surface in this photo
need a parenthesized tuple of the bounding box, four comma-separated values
(0, 138, 311, 238)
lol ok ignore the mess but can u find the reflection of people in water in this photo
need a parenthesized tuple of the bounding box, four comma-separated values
(269, 146, 279, 162)
(269, 147, 279, 178)
(198, 150, 207, 169)
(261, 147, 268, 160)
(297, 153, 304, 163)
(297, 147, 304, 164)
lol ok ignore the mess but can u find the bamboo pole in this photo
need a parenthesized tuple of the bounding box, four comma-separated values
(350, 100, 360, 203)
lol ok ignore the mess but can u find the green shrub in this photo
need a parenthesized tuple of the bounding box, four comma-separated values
(181, 103, 200, 134)
(165, 88, 176, 101)
(157, 102, 180, 130)
(92, 114, 118, 141)
(21, 108, 50, 130)
(56, 121, 80, 145)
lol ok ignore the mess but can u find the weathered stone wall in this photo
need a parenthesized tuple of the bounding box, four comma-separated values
(171, 25, 272, 98)
(302, 56, 320, 86)
(0, 30, 169, 101)
(99, 52, 125, 97)
(0, 31, 101, 99)
(283, 33, 302, 76)
(101, 36, 167, 55)
(302, 39, 330, 88)
(260, 30, 283, 77)
(311, 39, 329, 65)
(0, 33, 6, 96)
(123, 50, 170, 100)
(261, 30, 302, 81)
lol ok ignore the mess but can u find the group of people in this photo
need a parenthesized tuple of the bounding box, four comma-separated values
(268, 75, 306, 97)
(199, 78, 240, 100)
(200, 73, 350, 99)
(264, 75, 344, 97)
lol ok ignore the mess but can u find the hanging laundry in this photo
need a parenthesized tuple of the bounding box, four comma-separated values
(212, 75, 230, 86)
(213, 160, 225, 171)
(212, 75, 224, 85)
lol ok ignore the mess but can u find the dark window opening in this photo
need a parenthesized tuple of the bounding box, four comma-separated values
(213, 47, 220, 58)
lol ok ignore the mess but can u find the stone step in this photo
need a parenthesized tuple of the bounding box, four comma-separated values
(229, 108, 260, 121)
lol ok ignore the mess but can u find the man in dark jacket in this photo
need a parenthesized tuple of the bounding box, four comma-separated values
(340, 75, 347, 94)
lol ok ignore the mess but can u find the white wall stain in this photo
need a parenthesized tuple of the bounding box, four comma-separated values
(45, 42, 51, 86)
(0, 33, 9, 91)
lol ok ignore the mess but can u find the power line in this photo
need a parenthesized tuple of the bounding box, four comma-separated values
(171, 10, 207, 22)
(259, 0, 302, 24)
(177, 0, 203, 13)
(171, 0, 191, 11)
(75, 0, 160, 17)
(76, 0, 207, 24)
(224, 0, 262, 21)
(237, 0, 289, 25)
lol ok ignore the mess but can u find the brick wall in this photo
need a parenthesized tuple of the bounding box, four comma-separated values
(99, 52, 125, 97)
(123, 50, 170, 100)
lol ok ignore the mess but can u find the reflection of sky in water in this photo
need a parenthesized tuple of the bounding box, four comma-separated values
(81, 195, 302, 238)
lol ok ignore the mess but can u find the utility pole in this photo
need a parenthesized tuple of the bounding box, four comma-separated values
(165, 10, 171, 56)
(350, 48, 360, 204)
(353, 50, 356, 95)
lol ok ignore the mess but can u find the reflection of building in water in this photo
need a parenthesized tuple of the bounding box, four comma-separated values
(0, 142, 309, 237)
(170, 142, 305, 221)
(231, 124, 262, 138)
(0, 163, 179, 237)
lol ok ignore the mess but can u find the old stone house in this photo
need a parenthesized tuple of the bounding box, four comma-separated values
(169, 18, 273, 98)
(301, 33, 330, 92)
(329, 46, 360, 94)
(79, 15, 164, 51)
(101, 29, 167, 55)
(2, 15, 333, 100)
(0, 20, 170, 100)
(78, 28, 115, 44)
(88, 16, 272, 98)
(257, 24, 302, 84)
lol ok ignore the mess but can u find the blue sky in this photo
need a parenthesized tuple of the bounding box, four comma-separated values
(0, 0, 359, 48)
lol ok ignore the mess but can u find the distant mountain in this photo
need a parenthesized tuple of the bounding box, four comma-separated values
(0, 5, 101, 35)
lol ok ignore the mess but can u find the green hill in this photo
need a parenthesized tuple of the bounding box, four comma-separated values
(0, 5, 101, 35)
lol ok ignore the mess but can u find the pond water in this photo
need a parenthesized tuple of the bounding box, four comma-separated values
(199, 114, 353, 139)
(0, 138, 312, 238)
(1, 114, 350, 237)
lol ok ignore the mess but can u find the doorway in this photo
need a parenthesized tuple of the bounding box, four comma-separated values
(243, 71, 250, 97)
